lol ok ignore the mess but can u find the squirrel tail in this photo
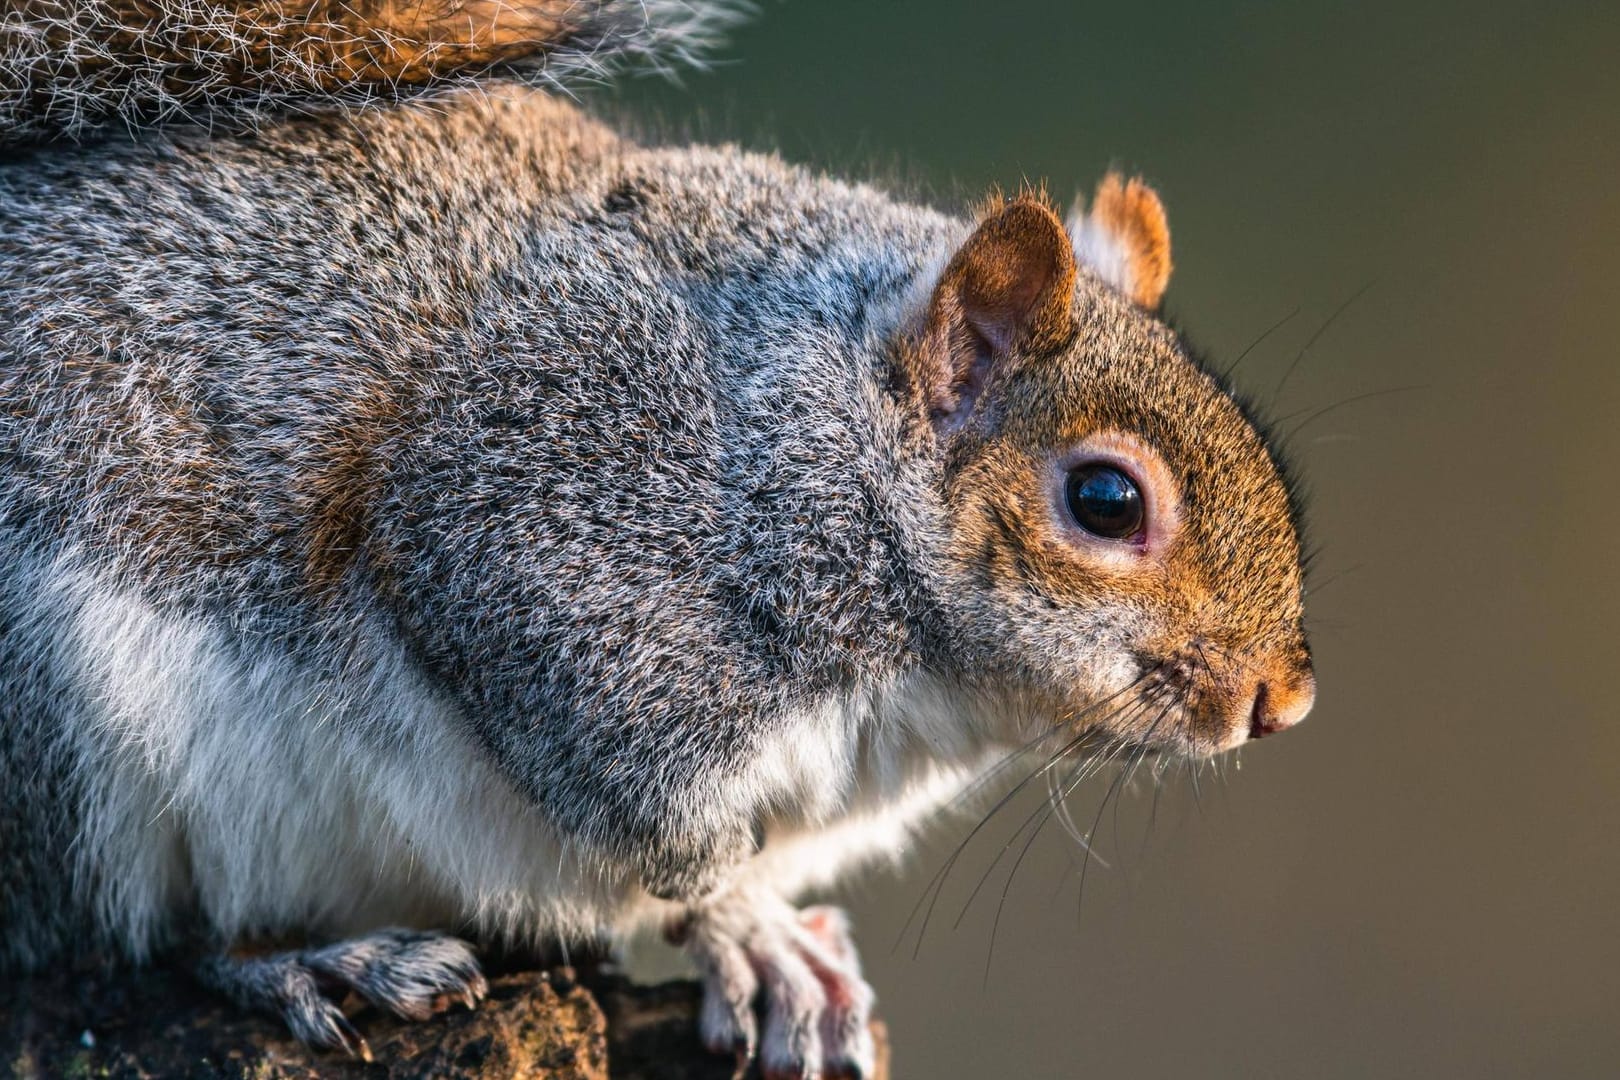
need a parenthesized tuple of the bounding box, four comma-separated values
(0, 0, 748, 145)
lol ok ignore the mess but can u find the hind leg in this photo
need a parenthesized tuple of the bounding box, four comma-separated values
(197, 928, 488, 1059)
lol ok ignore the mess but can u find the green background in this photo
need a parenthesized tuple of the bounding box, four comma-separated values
(598, 3, 1620, 1075)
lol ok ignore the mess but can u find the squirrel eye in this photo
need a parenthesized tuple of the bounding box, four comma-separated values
(1064, 464, 1145, 541)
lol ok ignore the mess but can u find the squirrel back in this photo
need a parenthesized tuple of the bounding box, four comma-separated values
(0, 0, 742, 145)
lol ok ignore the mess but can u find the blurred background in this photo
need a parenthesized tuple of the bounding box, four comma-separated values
(598, 3, 1619, 1076)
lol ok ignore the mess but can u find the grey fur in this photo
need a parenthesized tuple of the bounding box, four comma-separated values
(1, 86, 960, 936)
(0, 0, 748, 146)
(0, 5, 1312, 1072)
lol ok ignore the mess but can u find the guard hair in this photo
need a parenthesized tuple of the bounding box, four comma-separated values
(0, 0, 750, 145)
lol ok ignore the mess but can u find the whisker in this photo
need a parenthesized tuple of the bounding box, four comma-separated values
(1050, 691, 1169, 844)
(1279, 383, 1427, 440)
(1112, 721, 1164, 860)
(941, 713, 1095, 815)
(1077, 700, 1176, 925)
(1272, 280, 1378, 400)
(981, 746, 1122, 988)
(900, 727, 1091, 958)
(893, 669, 1160, 956)
(1050, 754, 1101, 853)
(1221, 304, 1301, 381)
(1139, 752, 1171, 866)
(955, 751, 1095, 935)
(1303, 562, 1362, 596)
(952, 689, 1163, 934)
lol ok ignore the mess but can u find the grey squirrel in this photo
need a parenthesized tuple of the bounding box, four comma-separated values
(0, 2, 1316, 1077)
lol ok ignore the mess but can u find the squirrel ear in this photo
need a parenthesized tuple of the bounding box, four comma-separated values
(1067, 173, 1172, 309)
(913, 196, 1078, 432)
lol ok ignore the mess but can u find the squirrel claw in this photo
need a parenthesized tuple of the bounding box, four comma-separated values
(330, 1014, 373, 1062)
(300, 930, 487, 1024)
(684, 890, 876, 1080)
(199, 929, 486, 1054)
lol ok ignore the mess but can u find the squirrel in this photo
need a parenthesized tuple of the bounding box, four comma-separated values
(0, 2, 1316, 1077)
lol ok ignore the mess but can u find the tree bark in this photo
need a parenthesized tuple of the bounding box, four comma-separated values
(1, 962, 890, 1079)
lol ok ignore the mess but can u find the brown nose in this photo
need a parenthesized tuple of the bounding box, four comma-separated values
(1247, 671, 1316, 740)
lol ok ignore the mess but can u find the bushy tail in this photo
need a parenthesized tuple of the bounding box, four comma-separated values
(0, 0, 745, 145)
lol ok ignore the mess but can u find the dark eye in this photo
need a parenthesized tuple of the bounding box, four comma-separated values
(1064, 464, 1144, 540)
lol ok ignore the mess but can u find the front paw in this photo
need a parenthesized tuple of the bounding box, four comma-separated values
(671, 889, 877, 1080)
(198, 929, 488, 1058)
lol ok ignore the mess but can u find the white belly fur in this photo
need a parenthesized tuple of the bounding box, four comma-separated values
(37, 558, 997, 956)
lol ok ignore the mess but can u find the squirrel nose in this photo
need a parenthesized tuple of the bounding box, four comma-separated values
(1247, 671, 1316, 740)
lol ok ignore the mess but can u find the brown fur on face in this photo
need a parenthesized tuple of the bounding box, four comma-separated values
(913, 190, 1311, 755)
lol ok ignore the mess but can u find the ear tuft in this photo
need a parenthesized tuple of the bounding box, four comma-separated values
(1067, 173, 1172, 309)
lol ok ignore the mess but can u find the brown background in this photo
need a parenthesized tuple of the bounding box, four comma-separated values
(602, 3, 1620, 1075)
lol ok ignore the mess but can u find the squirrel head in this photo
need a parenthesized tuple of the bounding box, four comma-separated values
(899, 177, 1313, 758)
